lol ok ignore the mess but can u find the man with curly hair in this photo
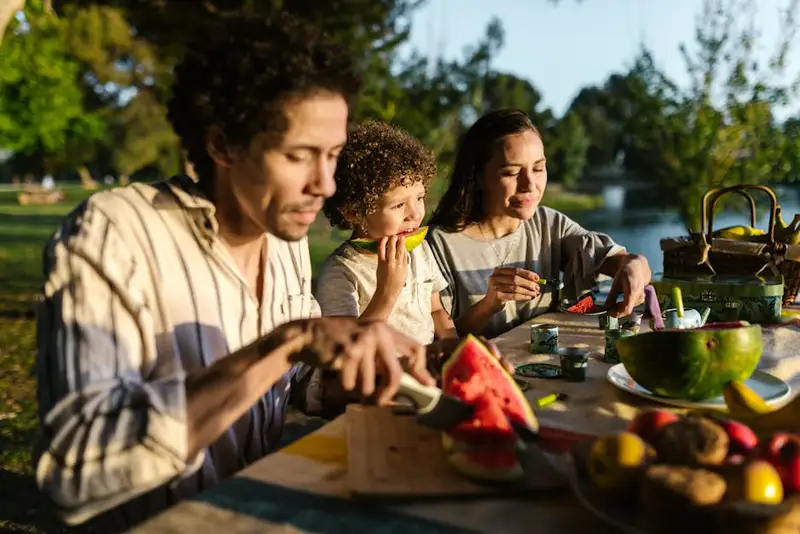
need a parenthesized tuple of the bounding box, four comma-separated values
(32, 13, 438, 531)
(316, 120, 457, 346)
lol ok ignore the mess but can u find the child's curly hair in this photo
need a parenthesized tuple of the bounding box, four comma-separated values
(324, 121, 436, 230)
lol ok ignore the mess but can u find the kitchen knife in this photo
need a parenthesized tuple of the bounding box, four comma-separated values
(396, 373, 476, 431)
(508, 417, 541, 442)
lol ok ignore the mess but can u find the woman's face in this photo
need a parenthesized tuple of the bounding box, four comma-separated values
(481, 130, 547, 221)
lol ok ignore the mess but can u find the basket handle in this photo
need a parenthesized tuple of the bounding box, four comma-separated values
(701, 184, 777, 246)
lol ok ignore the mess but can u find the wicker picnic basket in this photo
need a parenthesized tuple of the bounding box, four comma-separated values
(661, 184, 800, 306)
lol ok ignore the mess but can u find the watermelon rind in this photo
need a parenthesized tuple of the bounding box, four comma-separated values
(616, 324, 763, 401)
(441, 434, 527, 455)
(446, 449, 523, 483)
(350, 226, 429, 253)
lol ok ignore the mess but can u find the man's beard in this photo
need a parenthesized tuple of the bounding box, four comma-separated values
(270, 220, 309, 242)
(269, 202, 322, 242)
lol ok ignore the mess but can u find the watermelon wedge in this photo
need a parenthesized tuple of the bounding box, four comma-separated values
(350, 226, 429, 253)
(447, 449, 524, 482)
(440, 335, 538, 483)
(442, 338, 537, 431)
(566, 294, 601, 314)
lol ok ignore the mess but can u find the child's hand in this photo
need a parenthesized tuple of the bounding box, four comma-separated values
(376, 235, 409, 297)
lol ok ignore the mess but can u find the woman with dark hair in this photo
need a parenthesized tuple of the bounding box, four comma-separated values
(427, 108, 651, 339)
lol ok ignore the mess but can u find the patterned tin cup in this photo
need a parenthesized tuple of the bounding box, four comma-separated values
(598, 312, 619, 331)
(530, 323, 559, 354)
(619, 312, 643, 334)
(604, 328, 636, 364)
(557, 346, 591, 382)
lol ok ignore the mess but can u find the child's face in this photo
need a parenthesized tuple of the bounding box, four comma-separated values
(361, 181, 426, 238)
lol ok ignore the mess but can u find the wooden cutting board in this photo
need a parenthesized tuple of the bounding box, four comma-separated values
(345, 405, 569, 501)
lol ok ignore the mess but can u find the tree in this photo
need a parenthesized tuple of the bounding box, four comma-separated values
(545, 112, 589, 188)
(52, 0, 431, 178)
(356, 16, 513, 178)
(53, 0, 427, 118)
(111, 91, 180, 182)
(60, 3, 180, 180)
(621, 0, 799, 230)
(782, 117, 800, 181)
(0, 0, 105, 177)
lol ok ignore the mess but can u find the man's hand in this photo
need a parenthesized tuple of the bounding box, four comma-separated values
(425, 336, 515, 380)
(275, 317, 434, 405)
(483, 267, 541, 311)
(604, 254, 652, 317)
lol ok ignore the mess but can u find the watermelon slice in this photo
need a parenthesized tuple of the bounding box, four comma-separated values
(566, 294, 601, 314)
(350, 226, 429, 253)
(447, 449, 524, 483)
(443, 391, 519, 447)
(442, 336, 538, 431)
(440, 335, 538, 483)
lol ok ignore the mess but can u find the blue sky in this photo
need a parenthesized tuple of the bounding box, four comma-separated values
(406, 0, 798, 117)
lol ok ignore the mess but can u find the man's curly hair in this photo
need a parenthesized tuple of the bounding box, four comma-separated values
(166, 12, 362, 185)
(323, 121, 437, 231)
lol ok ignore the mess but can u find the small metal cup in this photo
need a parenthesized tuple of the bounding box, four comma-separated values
(619, 312, 643, 334)
(557, 346, 590, 382)
(604, 328, 636, 364)
(530, 323, 559, 354)
(598, 312, 618, 331)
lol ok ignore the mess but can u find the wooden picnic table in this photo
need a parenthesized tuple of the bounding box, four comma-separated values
(130, 310, 800, 534)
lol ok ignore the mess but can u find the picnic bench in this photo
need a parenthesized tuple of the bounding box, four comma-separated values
(130, 310, 800, 533)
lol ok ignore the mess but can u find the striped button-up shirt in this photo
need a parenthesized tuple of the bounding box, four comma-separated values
(34, 175, 320, 531)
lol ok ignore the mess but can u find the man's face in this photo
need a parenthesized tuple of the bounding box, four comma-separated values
(221, 93, 349, 241)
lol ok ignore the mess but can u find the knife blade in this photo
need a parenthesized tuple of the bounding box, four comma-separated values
(509, 417, 541, 442)
(396, 373, 476, 431)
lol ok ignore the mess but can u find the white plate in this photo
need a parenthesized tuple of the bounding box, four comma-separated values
(606, 363, 792, 410)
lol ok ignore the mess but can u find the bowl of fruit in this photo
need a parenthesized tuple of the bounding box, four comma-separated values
(570, 403, 800, 534)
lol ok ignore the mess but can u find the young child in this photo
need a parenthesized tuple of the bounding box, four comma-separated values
(315, 120, 457, 345)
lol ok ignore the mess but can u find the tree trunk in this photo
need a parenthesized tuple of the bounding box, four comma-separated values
(78, 166, 98, 190)
(0, 0, 25, 44)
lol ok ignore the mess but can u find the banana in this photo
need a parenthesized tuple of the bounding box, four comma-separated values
(775, 206, 800, 245)
(723, 380, 774, 417)
(712, 225, 766, 240)
(724, 393, 800, 436)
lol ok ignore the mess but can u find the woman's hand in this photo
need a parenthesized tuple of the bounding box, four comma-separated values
(604, 254, 652, 317)
(484, 267, 541, 310)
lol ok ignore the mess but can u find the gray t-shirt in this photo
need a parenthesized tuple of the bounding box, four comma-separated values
(427, 206, 626, 339)
(314, 241, 449, 345)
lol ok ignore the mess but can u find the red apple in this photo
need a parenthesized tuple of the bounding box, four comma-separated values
(627, 409, 680, 445)
(715, 418, 759, 456)
(760, 433, 800, 494)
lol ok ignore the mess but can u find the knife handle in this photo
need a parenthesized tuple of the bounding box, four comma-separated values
(397, 373, 441, 413)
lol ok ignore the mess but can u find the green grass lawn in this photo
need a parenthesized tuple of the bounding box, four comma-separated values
(0, 182, 601, 533)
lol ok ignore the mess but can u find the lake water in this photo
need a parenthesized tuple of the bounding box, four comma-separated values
(569, 188, 800, 275)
